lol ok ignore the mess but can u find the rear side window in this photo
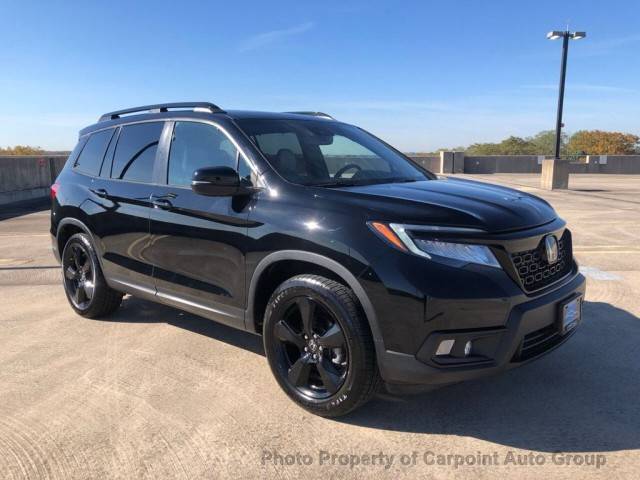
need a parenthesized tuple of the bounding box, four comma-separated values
(67, 138, 88, 168)
(74, 129, 114, 176)
(111, 122, 163, 183)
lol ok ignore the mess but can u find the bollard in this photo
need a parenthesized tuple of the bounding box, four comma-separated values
(541, 159, 569, 190)
(439, 151, 454, 174)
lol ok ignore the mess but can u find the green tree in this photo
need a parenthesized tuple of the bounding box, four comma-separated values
(465, 142, 499, 155)
(436, 129, 637, 156)
(529, 130, 568, 156)
(466, 136, 537, 155)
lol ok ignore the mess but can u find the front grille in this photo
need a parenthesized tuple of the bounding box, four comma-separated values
(511, 230, 572, 292)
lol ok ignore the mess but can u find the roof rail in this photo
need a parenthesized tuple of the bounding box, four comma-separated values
(99, 102, 225, 122)
(284, 111, 334, 120)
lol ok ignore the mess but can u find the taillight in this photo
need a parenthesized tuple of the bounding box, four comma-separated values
(50, 182, 60, 201)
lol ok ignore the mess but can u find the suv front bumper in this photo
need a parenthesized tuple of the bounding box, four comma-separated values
(376, 271, 586, 391)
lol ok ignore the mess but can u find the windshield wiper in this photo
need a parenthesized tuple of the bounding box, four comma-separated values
(390, 178, 420, 183)
(309, 177, 421, 188)
(308, 179, 362, 187)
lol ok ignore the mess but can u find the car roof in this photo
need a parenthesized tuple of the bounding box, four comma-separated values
(225, 110, 335, 121)
(79, 105, 336, 137)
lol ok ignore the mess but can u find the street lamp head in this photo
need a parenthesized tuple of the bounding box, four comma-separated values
(547, 31, 565, 40)
(547, 30, 586, 40)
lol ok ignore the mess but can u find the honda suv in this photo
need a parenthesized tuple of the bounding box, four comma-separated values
(51, 102, 586, 417)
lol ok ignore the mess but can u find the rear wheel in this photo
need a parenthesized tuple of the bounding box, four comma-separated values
(263, 275, 380, 417)
(61, 233, 123, 318)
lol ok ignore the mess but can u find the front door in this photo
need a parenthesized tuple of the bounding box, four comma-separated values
(146, 120, 253, 328)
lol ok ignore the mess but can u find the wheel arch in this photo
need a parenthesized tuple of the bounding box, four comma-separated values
(56, 218, 106, 271)
(245, 250, 385, 353)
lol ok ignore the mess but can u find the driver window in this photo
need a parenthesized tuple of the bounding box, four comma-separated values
(319, 135, 391, 178)
(168, 122, 238, 187)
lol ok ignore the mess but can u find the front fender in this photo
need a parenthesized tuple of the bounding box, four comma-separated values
(245, 250, 386, 360)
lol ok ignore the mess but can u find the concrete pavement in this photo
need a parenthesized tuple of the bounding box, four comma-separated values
(0, 174, 639, 479)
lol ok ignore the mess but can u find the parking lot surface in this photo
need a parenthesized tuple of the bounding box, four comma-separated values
(1, 175, 639, 479)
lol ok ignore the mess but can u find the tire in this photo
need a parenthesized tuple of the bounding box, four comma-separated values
(263, 274, 381, 417)
(61, 232, 123, 318)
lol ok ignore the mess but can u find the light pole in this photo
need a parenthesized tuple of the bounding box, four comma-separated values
(547, 30, 586, 159)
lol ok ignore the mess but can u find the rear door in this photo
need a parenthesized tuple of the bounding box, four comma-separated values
(91, 121, 165, 293)
(146, 120, 255, 329)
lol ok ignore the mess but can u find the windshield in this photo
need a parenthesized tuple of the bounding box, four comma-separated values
(236, 118, 432, 186)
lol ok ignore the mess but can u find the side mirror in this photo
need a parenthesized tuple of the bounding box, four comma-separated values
(191, 166, 242, 196)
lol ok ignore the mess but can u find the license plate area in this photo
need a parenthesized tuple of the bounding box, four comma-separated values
(558, 295, 582, 335)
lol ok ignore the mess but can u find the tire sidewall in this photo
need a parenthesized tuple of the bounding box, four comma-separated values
(61, 233, 101, 315)
(263, 277, 370, 415)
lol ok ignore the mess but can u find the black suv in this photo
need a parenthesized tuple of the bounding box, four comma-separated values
(51, 102, 586, 417)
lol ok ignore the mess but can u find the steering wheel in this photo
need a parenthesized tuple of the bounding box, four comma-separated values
(334, 163, 362, 179)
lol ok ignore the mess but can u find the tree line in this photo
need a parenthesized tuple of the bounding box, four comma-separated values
(0, 145, 45, 155)
(430, 130, 640, 156)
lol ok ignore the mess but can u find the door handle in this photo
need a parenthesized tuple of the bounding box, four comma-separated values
(151, 197, 173, 210)
(90, 188, 108, 198)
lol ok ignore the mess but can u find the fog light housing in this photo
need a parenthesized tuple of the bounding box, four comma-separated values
(464, 341, 472, 357)
(435, 339, 454, 356)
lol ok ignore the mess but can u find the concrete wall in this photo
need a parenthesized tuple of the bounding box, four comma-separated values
(585, 155, 640, 174)
(409, 155, 440, 172)
(0, 156, 68, 206)
(464, 155, 543, 174)
(410, 154, 546, 174)
(410, 152, 466, 174)
(410, 153, 640, 175)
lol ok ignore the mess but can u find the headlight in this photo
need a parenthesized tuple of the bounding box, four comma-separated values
(411, 239, 500, 268)
(368, 222, 501, 269)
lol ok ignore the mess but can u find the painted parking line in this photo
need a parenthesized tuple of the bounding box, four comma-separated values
(574, 245, 640, 251)
(0, 266, 58, 270)
(575, 251, 640, 254)
(0, 233, 50, 237)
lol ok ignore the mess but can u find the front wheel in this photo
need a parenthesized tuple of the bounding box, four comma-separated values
(263, 275, 380, 417)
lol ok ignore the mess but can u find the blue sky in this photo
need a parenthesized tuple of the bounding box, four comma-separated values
(1, 0, 639, 151)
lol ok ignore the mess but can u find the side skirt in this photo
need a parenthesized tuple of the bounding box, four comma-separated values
(109, 278, 248, 332)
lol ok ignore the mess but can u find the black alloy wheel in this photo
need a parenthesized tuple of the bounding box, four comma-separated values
(263, 275, 380, 417)
(274, 295, 349, 398)
(61, 233, 123, 318)
(63, 240, 95, 309)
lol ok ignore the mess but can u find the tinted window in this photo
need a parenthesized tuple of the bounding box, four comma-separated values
(319, 135, 391, 176)
(168, 122, 238, 187)
(111, 122, 163, 182)
(254, 132, 302, 156)
(238, 155, 259, 187)
(74, 129, 114, 176)
(237, 119, 430, 186)
(99, 127, 119, 178)
(67, 137, 88, 168)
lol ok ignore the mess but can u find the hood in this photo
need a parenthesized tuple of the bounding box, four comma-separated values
(333, 177, 557, 233)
